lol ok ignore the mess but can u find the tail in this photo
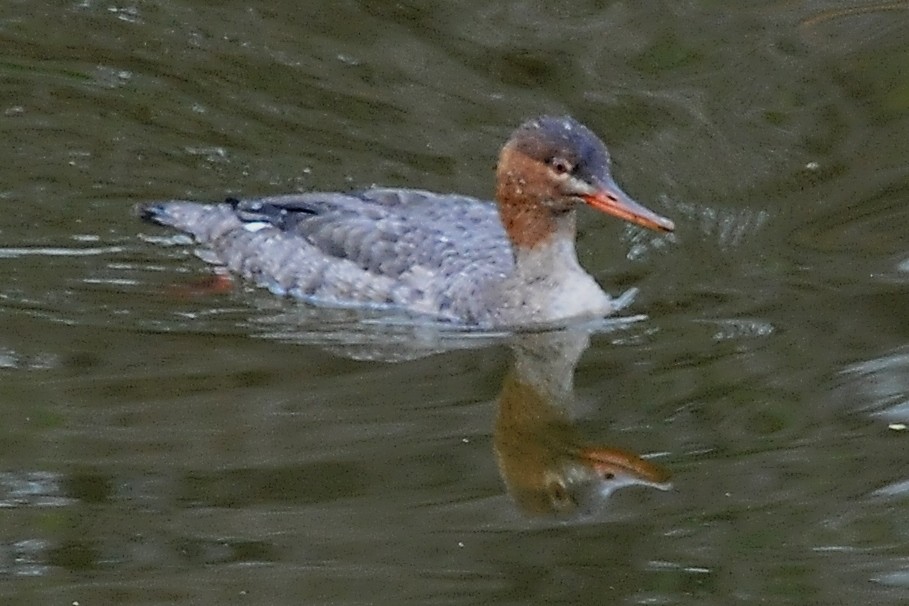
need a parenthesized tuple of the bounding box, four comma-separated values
(134, 200, 241, 242)
(135, 202, 174, 227)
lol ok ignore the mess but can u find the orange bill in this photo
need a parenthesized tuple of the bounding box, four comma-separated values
(582, 177, 675, 232)
(579, 446, 673, 489)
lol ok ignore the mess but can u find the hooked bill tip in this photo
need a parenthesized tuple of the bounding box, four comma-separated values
(654, 216, 676, 232)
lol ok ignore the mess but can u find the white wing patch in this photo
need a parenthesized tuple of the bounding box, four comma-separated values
(241, 222, 272, 233)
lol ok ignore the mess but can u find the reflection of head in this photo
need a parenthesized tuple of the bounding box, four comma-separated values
(496, 377, 670, 518)
(538, 447, 671, 518)
(494, 330, 671, 520)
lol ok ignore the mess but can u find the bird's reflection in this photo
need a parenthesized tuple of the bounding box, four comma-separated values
(494, 329, 671, 519)
(229, 303, 671, 519)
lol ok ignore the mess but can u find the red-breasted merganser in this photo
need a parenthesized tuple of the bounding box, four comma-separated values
(139, 116, 675, 328)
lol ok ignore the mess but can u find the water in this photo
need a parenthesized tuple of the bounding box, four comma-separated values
(1, 0, 908, 603)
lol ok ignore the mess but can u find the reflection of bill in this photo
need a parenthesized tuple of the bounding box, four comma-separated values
(494, 330, 671, 519)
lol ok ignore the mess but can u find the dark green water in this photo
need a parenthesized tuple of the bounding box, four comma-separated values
(1, 1, 908, 603)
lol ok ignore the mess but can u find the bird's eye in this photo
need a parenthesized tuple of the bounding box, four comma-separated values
(549, 157, 572, 175)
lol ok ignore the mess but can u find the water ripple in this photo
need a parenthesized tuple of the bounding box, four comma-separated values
(0, 246, 125, 259)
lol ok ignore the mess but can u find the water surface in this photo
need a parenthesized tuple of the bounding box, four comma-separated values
(1, 1, 908, 604)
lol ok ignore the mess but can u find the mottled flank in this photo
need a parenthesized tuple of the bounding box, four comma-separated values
(140, 189, 516, 324)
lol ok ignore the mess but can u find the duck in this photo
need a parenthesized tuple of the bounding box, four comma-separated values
(138, 116, 674, 328)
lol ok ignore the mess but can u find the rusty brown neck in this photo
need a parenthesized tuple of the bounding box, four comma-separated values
(495, 146, 577, 250)
(493, 330, 592, 515)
